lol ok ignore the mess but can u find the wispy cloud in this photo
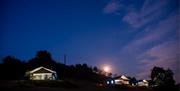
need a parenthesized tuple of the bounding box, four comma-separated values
(103, 0, 171, 28)
(103, 0, 121, 14)
(121, 14, 178, 56)
(123, 0, 170, 28)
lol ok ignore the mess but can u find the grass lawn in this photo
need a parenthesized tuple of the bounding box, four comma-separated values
(0, 80, 154, 91)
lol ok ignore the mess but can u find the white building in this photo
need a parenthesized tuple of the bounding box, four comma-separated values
(137, 80, 149, 87)
(29, 66, 57, 80)
(114, 75, 130, 85)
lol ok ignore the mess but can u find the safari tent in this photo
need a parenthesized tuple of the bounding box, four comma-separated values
(29, 66, 57, 80)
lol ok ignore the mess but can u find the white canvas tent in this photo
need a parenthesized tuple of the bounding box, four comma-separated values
(29, 66, 57, 80)
(114, 75, 130, 85)
(137, 80, 149, 87)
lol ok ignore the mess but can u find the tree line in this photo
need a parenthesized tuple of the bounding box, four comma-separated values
(0, 50, 106, 82)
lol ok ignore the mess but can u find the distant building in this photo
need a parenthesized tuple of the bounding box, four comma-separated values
(29, 66, 57, 80)
(137, 80, 149, 87)
(114, 75, 130, 85)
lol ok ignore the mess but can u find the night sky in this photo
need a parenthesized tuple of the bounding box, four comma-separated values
(0, 0, 179, 82)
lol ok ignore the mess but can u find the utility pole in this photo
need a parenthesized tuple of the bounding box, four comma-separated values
(64, 54, 67, 65)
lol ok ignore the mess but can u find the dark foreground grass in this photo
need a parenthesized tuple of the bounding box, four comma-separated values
(0, 80, 78, 88)
(0, 80, 155, 91)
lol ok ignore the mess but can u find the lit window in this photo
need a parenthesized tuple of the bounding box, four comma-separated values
(107, 81, 109, 84)
(111, 80, 114, 84)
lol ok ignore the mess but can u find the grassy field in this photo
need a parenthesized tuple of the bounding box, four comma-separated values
(0, 80, 154, 91)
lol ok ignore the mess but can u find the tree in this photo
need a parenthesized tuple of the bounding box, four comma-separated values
(164, 69, 175, 86)
(129, 77, 137, 86)
(93, 67, 98, 72)
(151, 66, 175, 87)
(27, 50, 56, 70)
(0, 56, 25, 80)
(36, 50, 52, 60)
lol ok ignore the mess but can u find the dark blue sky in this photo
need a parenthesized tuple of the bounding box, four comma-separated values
(0, 0, 179, 82)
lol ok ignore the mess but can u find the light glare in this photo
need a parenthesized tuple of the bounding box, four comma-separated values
(104, 66, 110, 72)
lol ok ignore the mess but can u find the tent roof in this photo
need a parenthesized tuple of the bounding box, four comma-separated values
(114, 75, 130, 80)
(30, 66, 56, 74)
